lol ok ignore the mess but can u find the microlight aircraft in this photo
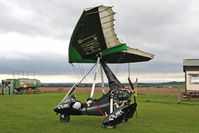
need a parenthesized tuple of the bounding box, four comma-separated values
(54, 5, 154, 128)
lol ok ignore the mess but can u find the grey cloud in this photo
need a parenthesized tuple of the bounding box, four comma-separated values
(112, 0, 199, 70)
(0, 0, 84, 40)
(0, 56, 180, 76)
(1, 0, 199, 78)
(0, 56, 67, 75)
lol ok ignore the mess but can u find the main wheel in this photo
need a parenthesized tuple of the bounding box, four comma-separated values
(104, 125, 116, 129)
(60, 114, 70, 122)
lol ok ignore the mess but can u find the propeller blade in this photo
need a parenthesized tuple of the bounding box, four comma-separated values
(134, 78, 138, 91)
(128, 77, 134, 91)
(128, 77, 138, 118)
(134, 78, 138, 118)
(128, 77, 137, 104)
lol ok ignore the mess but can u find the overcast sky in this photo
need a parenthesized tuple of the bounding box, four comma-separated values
(0, 0, 199, 83)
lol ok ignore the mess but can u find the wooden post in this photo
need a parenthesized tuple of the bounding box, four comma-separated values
(187, 93, 192, 101)
(147, 88, 150, 102)
(177, 88, 181, 104)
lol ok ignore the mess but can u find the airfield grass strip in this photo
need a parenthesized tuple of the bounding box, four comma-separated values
(0, 93, 199, 133)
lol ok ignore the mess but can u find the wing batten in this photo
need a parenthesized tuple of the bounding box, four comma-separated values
(98, 6, 120, 49)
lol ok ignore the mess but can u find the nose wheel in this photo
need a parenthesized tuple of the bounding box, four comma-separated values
(60, 114, 70, 122)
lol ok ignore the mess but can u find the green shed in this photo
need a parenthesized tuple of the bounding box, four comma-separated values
(1, 78, 40, 95)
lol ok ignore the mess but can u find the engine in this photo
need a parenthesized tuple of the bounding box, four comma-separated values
(112, 88, 132, 109)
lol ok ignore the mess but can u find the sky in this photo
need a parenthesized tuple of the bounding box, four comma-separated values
(0, 0, 199, 83)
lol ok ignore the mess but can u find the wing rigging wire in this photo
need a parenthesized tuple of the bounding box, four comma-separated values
(78, 64, 84, 77)
(113, 49, 127, 76)
(69, 63, 85, 82)
(76, 64, 96, 85)
(69, 63, 96, 86)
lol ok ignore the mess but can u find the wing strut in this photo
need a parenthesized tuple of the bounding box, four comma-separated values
(90, 56, 101, 99)
(100, 64, 105, 94)
(59, 64, 96, 104)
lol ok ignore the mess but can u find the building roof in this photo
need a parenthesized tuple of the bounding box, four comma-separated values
(183, 59, 199, 66)
(183, 59, 199, 72)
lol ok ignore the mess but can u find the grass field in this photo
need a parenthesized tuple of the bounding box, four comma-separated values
(0, 92, 199, 133)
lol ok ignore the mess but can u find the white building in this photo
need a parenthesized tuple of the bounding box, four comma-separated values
(183, 59, 199, 97)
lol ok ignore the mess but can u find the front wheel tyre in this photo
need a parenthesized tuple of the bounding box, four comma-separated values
(60, 114, 70, 122)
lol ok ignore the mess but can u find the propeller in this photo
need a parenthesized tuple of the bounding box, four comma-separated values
(128, 77, 138, 104)
(128, 77, 138, 118)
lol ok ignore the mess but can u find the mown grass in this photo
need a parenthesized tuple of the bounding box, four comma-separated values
(0, 92, 199, 133)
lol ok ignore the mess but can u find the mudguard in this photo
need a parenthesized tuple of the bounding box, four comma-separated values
(123, 103, 137, 121)
(103, 103, 137, 126)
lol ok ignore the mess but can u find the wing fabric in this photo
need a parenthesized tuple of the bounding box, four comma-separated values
(69, 5, 154, 63)
(98, 6, 121, 48)
(69, 6, 108, 61)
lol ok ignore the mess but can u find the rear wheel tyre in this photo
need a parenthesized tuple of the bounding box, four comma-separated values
(104, 125, 116, 129)
(60, 114, 70, 122)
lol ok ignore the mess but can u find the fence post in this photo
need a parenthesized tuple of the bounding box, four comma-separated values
(147, 88, 150, 102)
(177, 88, 181, 104)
